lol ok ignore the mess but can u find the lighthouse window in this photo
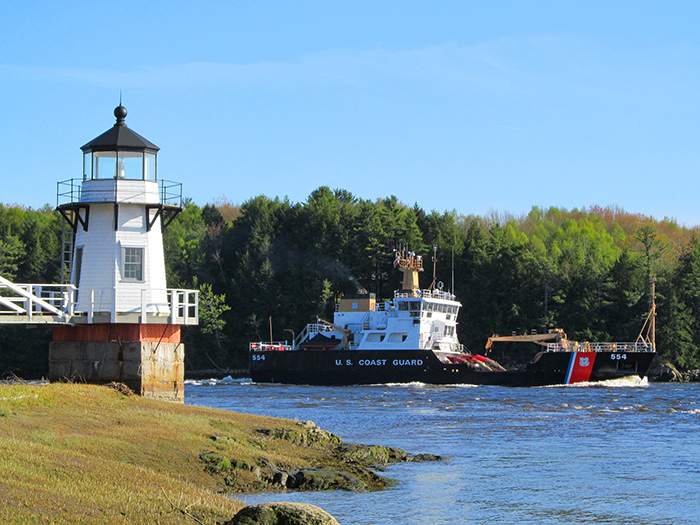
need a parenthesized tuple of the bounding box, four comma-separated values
(122, 247, 143, 281)
(118, 154, 142, 180)
(82, 153, 90, 181)
(93, 152, 117, 179)
(145, 152, 156, 181)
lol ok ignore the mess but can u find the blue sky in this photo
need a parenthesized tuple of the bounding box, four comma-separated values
(2, 1, 700, 225)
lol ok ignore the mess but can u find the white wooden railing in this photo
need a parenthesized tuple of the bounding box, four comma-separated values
(0, 276, 76, 323)
(0, 276, 198, 326)
(80, 288, 199, 325)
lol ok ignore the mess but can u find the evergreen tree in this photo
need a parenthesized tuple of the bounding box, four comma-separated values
(663, 237, 700, 368)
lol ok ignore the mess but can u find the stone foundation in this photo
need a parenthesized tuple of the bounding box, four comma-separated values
(49, 324, 184, 402)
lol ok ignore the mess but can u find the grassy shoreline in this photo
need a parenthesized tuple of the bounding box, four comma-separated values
(0, 383, 407, 524)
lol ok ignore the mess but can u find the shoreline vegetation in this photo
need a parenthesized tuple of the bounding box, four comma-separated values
(0, 382, 441, 524)
(5, 197, 700, 378)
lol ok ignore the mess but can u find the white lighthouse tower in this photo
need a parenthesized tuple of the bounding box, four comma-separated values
(69, 104, 172, 319)
(49, 105, 198, 401)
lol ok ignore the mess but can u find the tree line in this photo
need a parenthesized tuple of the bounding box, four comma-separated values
(2, 190, 700, 376)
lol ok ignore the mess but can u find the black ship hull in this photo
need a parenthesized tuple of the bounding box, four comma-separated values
(249, 348, 656, 387)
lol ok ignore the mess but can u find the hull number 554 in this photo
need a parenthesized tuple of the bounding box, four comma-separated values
(611, 353, 627, 360)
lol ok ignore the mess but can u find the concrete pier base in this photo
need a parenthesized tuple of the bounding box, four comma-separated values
(49, 324, 184, 402)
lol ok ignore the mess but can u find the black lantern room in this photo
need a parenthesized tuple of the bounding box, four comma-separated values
(80, 105, 159, 181)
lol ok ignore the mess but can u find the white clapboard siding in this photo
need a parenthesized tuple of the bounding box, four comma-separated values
(72, 181, 168, 316)
(74, 204, 117, 312)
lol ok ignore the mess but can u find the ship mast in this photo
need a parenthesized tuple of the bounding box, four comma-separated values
(636, 278, 657, 351)
(651, 278, 656, 350)
(394, 247, 423, 297)
(429, 245, 438, 291)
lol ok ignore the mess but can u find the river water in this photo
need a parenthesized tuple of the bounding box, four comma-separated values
(186, 379, 700, 524)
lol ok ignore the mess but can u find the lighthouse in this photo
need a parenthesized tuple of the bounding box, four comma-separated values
(49, 105, 198, 401)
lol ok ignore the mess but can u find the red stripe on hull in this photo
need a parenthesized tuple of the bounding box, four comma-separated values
(568, 352, 597, 383)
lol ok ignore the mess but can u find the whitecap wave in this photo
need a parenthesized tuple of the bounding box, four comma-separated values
(562, 376, 649, 388)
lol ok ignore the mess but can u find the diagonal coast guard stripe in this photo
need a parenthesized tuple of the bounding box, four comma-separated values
(565, 352, 597, 384)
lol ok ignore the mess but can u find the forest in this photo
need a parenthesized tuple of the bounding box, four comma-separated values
(2, 187, 700, 377)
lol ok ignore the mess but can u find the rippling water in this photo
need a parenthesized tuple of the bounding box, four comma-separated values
(186, 380, 700, 524)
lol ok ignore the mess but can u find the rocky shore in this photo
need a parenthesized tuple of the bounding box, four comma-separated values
(200, 419, 443, 493)
(0, 382, 442, 524)
(648, 360, 700, 383)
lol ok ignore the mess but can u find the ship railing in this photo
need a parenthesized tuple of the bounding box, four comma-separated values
(432, 343, 467, 354)
(297, 323, 335, 340)
(278, 322, 337, 350)
(546, 341, 654, 353)
(394, 289, 456, 301)
(250, 341, 292, 352)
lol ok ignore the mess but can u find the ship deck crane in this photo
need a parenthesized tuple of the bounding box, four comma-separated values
(485, 328, 568, 352)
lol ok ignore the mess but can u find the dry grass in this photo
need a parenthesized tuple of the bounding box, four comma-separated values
(0, 383, 333, 524)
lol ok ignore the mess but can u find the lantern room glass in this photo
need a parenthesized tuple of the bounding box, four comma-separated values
(83, 151, 157, 181)
(145, 152, 156, 181)
(93, 152, 117, 180)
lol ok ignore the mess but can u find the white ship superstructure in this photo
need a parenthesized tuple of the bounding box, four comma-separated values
(255, 248, 466, 362)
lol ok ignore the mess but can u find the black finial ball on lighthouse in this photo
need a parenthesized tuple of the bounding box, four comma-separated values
(114, 105, 127, 125)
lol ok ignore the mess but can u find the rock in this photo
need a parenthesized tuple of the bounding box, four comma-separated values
(211, 435, 237, 449)
(225, 501, 340, 525)
(257, 425, 342, 446)
(648, 360, 683, 382)
(105, 381, 134, 396)
(388, 447, 408, 461)
(273, 471, 289, 487)
(285, 472, 299, 488)
(336, 443, 392, 466)
(682, 369, 700, 382)
(336, 443, 445, 465)
(407, 453, 445, 462)
(199, 451, 231, 473)
(295, 468, 368, 492)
